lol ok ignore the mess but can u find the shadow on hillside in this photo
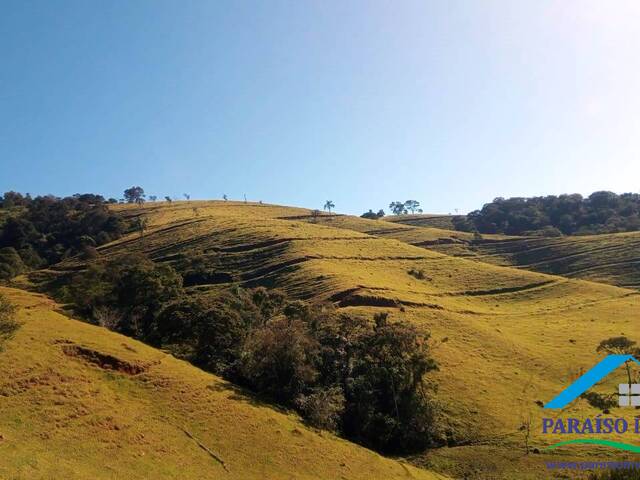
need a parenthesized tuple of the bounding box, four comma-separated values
(206, 381, 292, 415)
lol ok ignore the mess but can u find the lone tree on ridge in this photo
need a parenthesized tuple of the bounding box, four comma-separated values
(124, 186, 145, 205)
(324, 200, 335, 213)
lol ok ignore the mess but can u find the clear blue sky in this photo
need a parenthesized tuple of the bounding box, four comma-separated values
(2, 1, 640, 214)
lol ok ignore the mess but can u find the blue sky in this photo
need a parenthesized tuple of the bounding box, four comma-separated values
(2, 1, 640, 214)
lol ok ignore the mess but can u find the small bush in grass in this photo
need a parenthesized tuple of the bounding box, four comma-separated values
(0, 294, 19, 349)
(408, 268, 427, 280)
(580, 391, 617, 411)
(0, 247, 25, 280)
(296, 386, 345, 432)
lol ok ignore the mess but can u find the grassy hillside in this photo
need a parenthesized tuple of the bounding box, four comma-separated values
(17, 200, 640, 478)
(383, 214, 463, 230)
(0, 285, 447, 480)
(318, 213, 640, 290)
(463, 232, 640, 289)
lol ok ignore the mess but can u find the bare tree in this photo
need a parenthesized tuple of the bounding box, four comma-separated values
(518, 375, 534, 455)
(93, 306, 120, 331)
(136, 215, 148, 239)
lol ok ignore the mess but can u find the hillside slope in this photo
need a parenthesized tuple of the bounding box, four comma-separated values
(22, 200, 640, 478)
(377, 213, 640, 289)
(0, 285, 447, 480)
(462, 232, 640, 289)
(45, 202, 636, 444)
(383, 214, 463, 230)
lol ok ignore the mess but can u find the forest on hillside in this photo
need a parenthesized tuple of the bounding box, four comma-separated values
(0, 192, 126, 279)
(453, 191, 640, 236)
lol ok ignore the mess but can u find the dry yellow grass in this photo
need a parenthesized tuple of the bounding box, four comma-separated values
(364, 212, 640, 290)
(0, 286, 448, 480)
(16, 200, 640, 479)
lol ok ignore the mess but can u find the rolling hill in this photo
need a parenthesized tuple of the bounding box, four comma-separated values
(0, 285, 448, 480)
(456, 232, 640, 289)
(382, 213, 640, 290)
(7, 200, 640, 479)
(383, 214, 463, 230)
(314, 212, 640, 290)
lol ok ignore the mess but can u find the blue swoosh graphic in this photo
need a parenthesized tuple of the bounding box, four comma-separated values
(545, 354, 640, 409)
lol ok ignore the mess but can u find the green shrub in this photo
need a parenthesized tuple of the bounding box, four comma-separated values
(0, 247, 25, 280)
(157, 293, 260, 374)
(238, 317, 319, 403)
(408, 268, 427, 280)
(340, 313, 439, 453)
(0, 294, 19, 349)
(68, 254, 182, 340)
(296, 386, 345, 432)
(580, 391, 617, 411)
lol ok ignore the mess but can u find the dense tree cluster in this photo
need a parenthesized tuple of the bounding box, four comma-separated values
(389, 200, 422, 215)
(123, 186, 145, 204)
(460, 192, 640, 235)
(0, 192, 126, 278)
(360, 209, 385, 220)
(65, 255, 440, 453)
(66, 254, 183, 338)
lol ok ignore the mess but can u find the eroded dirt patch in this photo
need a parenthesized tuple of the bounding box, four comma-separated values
(61, 344, 150, 375)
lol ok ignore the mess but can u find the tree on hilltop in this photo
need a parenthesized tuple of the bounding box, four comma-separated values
(389, 201, 406, 215)
(404, 200, 421, 214)
(324, 200, 335, 213)
(361, 209, 385, 220)
(124, 186, 145, 205)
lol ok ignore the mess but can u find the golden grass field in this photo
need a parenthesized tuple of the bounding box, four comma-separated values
(384, 214, 463, 230)
(3, 200, 640, 479)
(385, 213, 640, 289)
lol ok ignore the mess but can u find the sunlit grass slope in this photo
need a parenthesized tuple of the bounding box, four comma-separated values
(0, 285, 448, 480)
(80, 203, 637, 434)
(465, 232, 640, 289)
(32, 200, 640, 478)
(319, 212, 640, 290)
(384, 214, 463, 230)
